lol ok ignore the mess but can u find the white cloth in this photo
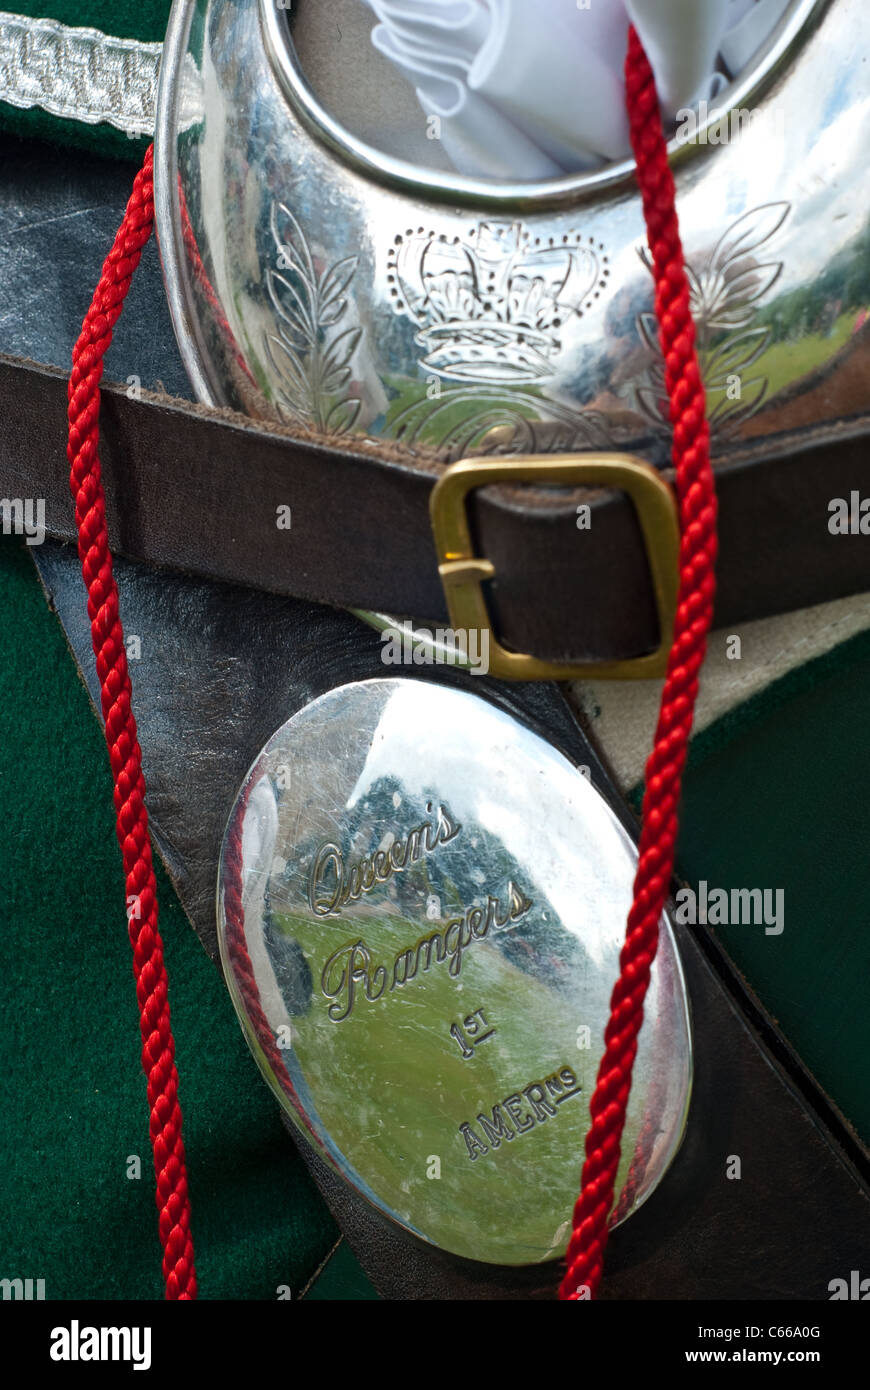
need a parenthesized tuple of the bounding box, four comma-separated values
(719, 0, 792, 73)
(361, 0, 791, 178)
(572, 593, 870, 794)
(625, 0, 732, 111)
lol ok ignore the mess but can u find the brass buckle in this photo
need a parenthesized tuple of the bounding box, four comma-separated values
(429, 453, 680, 681)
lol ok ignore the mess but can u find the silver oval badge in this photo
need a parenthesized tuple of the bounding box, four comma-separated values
(217, 678, 691, 1265)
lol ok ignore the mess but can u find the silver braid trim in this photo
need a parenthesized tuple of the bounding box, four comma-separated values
(0, 11, 162, 135)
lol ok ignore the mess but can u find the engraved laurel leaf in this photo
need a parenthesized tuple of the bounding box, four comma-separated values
(318, 256, 359, 325)
(271, 201, 316, 287)
(709, 201, 789, 276)
(707, 374, 768, 431)
(684, 262, 705, 311)
(704, 263, 783, 330)
(636, 384, 670, 427)
(703, 327, 770, 387)
(266, 334, 311, 404)
(637, 310, 661, 356)
(266, 202, 363, 434)
(268, 270, 316, 346)
(320, 367, 352, 395)
(326, 397, 362, 433)
(698, 201, 789, 330)
(321, 325, 362, 378)
(635, 201, 789, 437)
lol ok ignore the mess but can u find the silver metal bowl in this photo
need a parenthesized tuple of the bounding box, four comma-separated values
(155, 0, 867, 464)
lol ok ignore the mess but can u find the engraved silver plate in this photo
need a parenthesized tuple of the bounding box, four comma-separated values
(217, 679, 691, 1265)
(154, 0, 870, 460)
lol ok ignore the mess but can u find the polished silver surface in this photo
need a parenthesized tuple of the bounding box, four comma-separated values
(154, 0, 870, 462)
(261, 0, 820, 201)
(217, 679, 691, 1265)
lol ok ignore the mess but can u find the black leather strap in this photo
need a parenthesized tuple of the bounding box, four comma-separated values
(31, 536, 870, 1299)
(3, 354, 869, 665)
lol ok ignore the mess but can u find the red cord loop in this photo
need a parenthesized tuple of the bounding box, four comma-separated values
(66, 21, 714, 1301)
(67, 144, 197, 1301)
(558, 28, 718, 1300)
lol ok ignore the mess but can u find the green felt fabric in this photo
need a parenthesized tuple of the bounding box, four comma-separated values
(10, 1, 170, 41)
(0, 535, 376, 1300)
(0, 3, 172, 162)
(672, 625, 870, 1147)
(303, 1241, 382, 1301)
(2, 529, 866, 1298)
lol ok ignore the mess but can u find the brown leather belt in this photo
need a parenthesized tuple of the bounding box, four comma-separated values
(2, 354, 869, 669)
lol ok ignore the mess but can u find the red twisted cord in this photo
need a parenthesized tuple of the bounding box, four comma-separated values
(559, 28, 718, 1300)
(67, 144, 197, 1301)
(66, 21, 712, 1302)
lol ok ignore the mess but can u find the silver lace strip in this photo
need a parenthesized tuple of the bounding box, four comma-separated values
(0, 11, 162, 135)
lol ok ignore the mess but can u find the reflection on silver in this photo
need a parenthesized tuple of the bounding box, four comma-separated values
(154, 0, 870, 462)
(217, 679, 691, 1265)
